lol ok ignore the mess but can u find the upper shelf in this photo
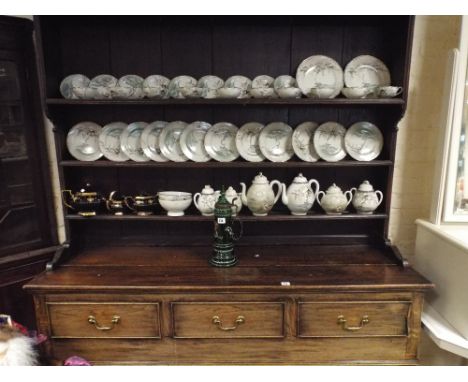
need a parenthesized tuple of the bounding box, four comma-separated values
(46, 98, 405, 107)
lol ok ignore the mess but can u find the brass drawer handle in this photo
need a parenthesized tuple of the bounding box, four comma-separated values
(337, 315, 369, 331)
(212, 315, 245, 331)
(88, 315, 120, 331)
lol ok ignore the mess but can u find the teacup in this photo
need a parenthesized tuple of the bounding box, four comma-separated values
(110, 86, 137, 100)
(182, 87, 202, 98)
(277, 87, 302, 99)
(307, 87, 336, 99)
(217, 87, 242, 99)
(378, 86, 403, 98)
(250, 88, 276, 99)
(143, 85, 168, 99)
(72, 87, 88, 99)
(341, 87, 377, 99)
(88, 86, 112, 100)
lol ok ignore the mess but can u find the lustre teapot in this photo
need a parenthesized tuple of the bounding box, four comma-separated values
(61, 183, 103, 217)
(350, 180, 383, 214)
(240, 172, 281, 216)
(316, 183, 352, 215)
(193, 185, 220, 216)
(281, 173, 320, 215)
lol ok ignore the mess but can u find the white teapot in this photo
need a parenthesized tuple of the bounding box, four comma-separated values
(240, 172, 282, 216)
(316, 183, 352, 215)
(281, 173, 320, 215)
(224, 186, 243, 216)
(350, 180, 383, 214)
(193, 185, 219, 216)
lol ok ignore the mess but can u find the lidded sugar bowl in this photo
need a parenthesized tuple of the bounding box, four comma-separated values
(281, 173, 320, 215)
(350, 180, 383, 214)
(124, 192, 158, 216)
(316, 183, 353, 215)
(193, 185, 220, 216)
(61, 183, 103, 217)
(106, 191, 126, 216)
(240, 172, 281, 216)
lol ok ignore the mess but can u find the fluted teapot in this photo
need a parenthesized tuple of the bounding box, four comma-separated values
(281, 173, 320, 215)
(316, 183, 352, 215)
(350, 180, 383, 214)
(240, 172, 281, 216)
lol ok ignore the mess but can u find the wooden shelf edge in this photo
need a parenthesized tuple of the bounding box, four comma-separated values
(46, 98, 405, 106)
(65, 213, 388, 222)
(59, 160, 393, 168)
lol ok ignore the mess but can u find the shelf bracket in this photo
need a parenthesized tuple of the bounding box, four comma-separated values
(45, 242, 70, 271)
(385, 240, 410, 267)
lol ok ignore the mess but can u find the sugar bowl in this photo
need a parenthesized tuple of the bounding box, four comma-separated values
(124, 193, 158, 216)
(316, 183, 353, 215)
(350, 180, 383, 214)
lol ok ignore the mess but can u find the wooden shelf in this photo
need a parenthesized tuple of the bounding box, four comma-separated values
(46, 98, 405, 106)
(60, 160, 393, 168)
(65, 213, 388, 222)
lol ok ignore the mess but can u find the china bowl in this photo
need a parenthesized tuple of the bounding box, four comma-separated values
(277, 87, 302, 99)
(158, 191, 192, 216)
(250, 88, 276, 99)
(217, 87, 242, 99)
(341, 87, 377, 99)
(307, 87, 337, 99)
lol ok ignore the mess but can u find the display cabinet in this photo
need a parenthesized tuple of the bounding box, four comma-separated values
(24, 15, 432, 365)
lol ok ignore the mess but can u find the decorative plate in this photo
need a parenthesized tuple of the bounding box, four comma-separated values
(296, 55, 344, 98)
(258, 122, 294, 162)
(120, 122, 150, 162)
(66, 122, 103, 161)
(236, 122, 265, 162)
(168, 76, 197, 99)
(98, 122, 129, 162)
(143, 75, 170, 99)
(273, 75, 297, 90)
(159, 121, 189, 162)
(344, 55, 391, 88)
(141, 121, 169, 162)
(204, 122, 240, 162)
(180, 121, 212, 162)
(224, 76, 252, 98)
(344, 121, 383, 161)
(292, 121, 320, 162)
(198, 75, 224, 99)
(313, 122, 347, 162)
(59, 74, 90, 99)
(252, 75, 275, 89)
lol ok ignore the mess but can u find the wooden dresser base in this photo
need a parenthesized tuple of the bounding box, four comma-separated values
(25, 245, 432, 365)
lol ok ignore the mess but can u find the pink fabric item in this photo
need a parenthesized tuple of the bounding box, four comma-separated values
(63, 356, 92, 366)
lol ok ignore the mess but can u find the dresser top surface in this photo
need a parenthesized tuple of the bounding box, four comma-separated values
(24, 245, 433, 293)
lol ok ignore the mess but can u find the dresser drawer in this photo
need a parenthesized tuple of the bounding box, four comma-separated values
(171, 302, 285, 338)
(48, 303, 161, 338)
(297, 301, 410, 338)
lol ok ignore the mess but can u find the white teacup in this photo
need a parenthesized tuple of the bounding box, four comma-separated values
(250, 88, 276, 99)
(143, 85, 168, 99)
(71, 87, 88, 99)
(181, 87, 202, 98)
(378, 86, 403, 98)
(217, 87, 242, 99)
(307, 87, 336, 99)
(277, 87, 302, 99)
(341, 87, 377, 99)
(87, 86, 112, 100)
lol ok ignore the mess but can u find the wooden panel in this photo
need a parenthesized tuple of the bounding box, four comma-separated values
(298, 301, 410, 338)
(48, 302, 161, 338)
(171, 301, 284, 338)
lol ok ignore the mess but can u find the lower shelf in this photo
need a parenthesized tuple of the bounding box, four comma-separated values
(65, 213, 388, 221)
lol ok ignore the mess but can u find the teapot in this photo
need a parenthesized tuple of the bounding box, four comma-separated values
(106, 191, 126, 216)
(350, 180, 383, 214)
(224, 186, 243, 216)
(316, 183, 353, 215)
(281, 173, 320, 215)
(124, 192, 157, 216)
(240, 172, 281, 216)
(62, 183, 103, 217)
(193, 185, 220, 216)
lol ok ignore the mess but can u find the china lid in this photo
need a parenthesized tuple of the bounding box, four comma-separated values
(201, 185, 215, 195)
(325, 183, 344, 194)
(225, 186, 238, 196)
(292, 173, 308, 183)
(252, 172, 269, 184)
(358, 180, 375, 192)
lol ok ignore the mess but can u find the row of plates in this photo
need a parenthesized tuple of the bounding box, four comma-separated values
(66, 120, 383, 163)
(59, 55, 394, 100)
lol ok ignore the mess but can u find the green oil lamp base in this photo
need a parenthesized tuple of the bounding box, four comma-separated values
(209, 243, 238, 267)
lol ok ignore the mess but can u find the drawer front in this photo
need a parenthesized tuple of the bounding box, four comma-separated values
(298, 301, 410, 338)
(171, 302, 285, 338)
(48, 303, 161, 338)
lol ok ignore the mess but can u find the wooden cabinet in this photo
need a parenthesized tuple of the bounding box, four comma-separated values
(23, 16, 433, 364)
